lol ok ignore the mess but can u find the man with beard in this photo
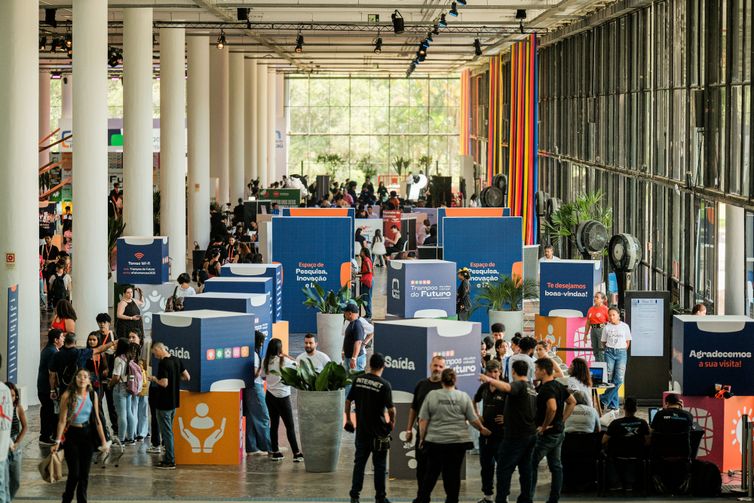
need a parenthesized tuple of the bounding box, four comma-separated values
(296, 333, 331, 372)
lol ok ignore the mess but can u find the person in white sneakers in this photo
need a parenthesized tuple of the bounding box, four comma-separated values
(296, 334, 331, 372)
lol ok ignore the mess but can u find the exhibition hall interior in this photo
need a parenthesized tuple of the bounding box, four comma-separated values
(0, 0, 753, 501)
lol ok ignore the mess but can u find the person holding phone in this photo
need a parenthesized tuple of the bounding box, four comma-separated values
(116, 285, 144, 340)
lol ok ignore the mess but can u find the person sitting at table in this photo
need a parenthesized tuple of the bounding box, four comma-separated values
(564, 391, 600, 433)
(650, 393, 693, 434)
(602, 397, 650, 491)
(384, 225, 406, 256)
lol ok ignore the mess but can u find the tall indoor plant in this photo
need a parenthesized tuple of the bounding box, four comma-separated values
(543, 191, 613, 259)
(275, 359, 360, 472)
(302, 283, 365, 365)
(475, 274, 539, 337)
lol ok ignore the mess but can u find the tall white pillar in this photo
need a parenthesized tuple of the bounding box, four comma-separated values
(210, 48, 229, 205)
(159, 28, 186, 278)
(122, 8, 154, 236)
(0, 0, 40, 390)
(256, 63, 268, 188)
(72, 0, 108, 342)
(267, 70, 277, 185)
(187, 36, 211, 250)
(61, 75, 73, 123)
(725, 204, 745, 315)
(39, 72, 51, 167)
(228, 53, 245, 203)
(244, 59, 258, 187)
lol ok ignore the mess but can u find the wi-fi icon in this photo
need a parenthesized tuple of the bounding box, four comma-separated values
(134, 252, 145, 260)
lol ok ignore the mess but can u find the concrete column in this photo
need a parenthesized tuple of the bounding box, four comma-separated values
(209, 47, 229, 205)
(187, 36, 211, 250)
(266, 70, 277, 186)
(256, 63, 268, 188)
(61, 75, 73, 123)
(244, 59, 258, 187)
(0, 0, 40, 390)
(122, 8, 154, 236)
(724, 204, 745, 315)
(228, 53, 245, 204)
(73, 0, 109, 342)
(159, 28, 186, 278)
(39, 72, 51, 167)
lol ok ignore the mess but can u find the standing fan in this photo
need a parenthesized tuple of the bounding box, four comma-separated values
(575, 220, 609, 259)
(608, 233, 642, 309)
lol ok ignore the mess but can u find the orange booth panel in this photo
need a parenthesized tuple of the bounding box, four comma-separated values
(273, 321, 289, 356)
(672, 394, 754, 472)
(174, 390, 244, 465)
(534, 314, 591, 366)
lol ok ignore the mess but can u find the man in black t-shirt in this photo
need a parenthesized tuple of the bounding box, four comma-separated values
(531, 358, 576, 503)
(650, 393, 694, 434)
(473, 360, 506, 503)
(403, 355, 445, 484)
(603, 397, 650, 488)
(342, 303, 366, 371)
(480, 359, 538, 503)
(345, 353, 395, 503)
(149, 342, 190, 470)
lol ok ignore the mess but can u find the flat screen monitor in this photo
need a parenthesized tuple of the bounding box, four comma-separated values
(589, 366, 604, 385)
(648, 407, 659, 423)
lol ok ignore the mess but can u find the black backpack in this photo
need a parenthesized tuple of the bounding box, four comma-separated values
(59, 349, 85, 392)
(50, 274, 68, 302)
(690, 460, 722, 497)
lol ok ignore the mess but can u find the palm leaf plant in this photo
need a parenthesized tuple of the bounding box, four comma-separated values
(274, 359, 361, 391)
(302, 283, 365, 314)
(475, 274, 539, 312)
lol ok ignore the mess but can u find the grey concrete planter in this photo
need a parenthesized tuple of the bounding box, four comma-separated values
(489, 310, 524, 339)
(317, 312, 345, 364)
(297, 389, 344, 472)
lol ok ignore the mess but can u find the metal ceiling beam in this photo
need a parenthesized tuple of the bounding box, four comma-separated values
(215, 2, 553, 9)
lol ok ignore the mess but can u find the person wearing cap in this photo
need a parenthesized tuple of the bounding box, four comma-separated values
(457, 268, 472, 321)
(650, 393, 693, 435)
(342, 303, 366, 372)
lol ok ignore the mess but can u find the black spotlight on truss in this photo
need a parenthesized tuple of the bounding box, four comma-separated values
(449, 2, 459, 16)
(432, 23, 440, 34)
(457, 0, 467, 5)
(473, 38, 482, 56)
(45, 8, 57, 28)
(373, 36, 383, 54)
(295, 33, 304, 53)
(438, 14, 447, 27)
(391, 10, 405, 34)
(420, 38, 430, 49)
(237, 7, 249, 20)
(426, 32, 433, 43)
(516, 9, 527, 34)
(216, 30, 226, 49)
(64, 34, 72, 49)
(418, 43, 427, 56)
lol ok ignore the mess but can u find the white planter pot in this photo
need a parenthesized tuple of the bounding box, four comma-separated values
(489, 310, 524, 339)
(297, 389, 345, 472)
(317, 312, 345, 364)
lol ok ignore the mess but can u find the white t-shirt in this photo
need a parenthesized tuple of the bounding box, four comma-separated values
(112, 355, 129, 392)
(296, 350, 331, 372)
(0, 382, 13, 462)
(175, 285, 196, 298)
(566, 377, 593, 407)
(601, 321, 632, 349)
(564, 404, 600, 433)
(507, 353, 535, 382)
(538, 256, 561, 263)
(262, 356, 295, 398)
(254, 352, 263, 385)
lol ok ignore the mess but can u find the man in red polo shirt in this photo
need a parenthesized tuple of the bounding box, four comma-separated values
(584, 292, 608, 362)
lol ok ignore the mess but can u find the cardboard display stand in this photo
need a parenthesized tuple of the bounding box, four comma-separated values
(183, 292, 272, 339)
(271, 216, 353, 333)
(442, 216, 523, 332)
(387, 260, 456, 319)
(672, 315, 754, 396)
(116, 236, 169, 284)
(173, 390, 244, 465)
(539, 260, 602, 317)
(152, 310, 255, 392)
(220, 263, 283, 322)
(375, 319, 481, 396)
(436, 207, 511, 246)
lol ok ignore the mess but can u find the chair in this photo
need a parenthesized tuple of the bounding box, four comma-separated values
(599, 433, 649, 496)
(562, 431, 603, 493)
(388, 239, 409, 260)
(649, 430, 692, 495)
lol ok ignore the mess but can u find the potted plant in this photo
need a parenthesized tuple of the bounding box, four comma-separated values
(543, 191, 612, 259)
(392, 156, 411, 177)
(475, 274, 539, 337)
(356, 155, 377, 180)
(302, 283, 365, 365)
(275, 359, 360, 472)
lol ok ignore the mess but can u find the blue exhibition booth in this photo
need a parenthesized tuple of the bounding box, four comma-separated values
(387, 259, 456, 319)
(116, 236, 170, 284)
(220, 263, 283, 322)
(182, 292, 272, 338)
(539, 260, 602, 316)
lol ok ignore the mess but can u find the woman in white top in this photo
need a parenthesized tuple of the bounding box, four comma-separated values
(564, 391, 600, 433)
(175, 273, 197, 298)
(262, 338, 303, 462)
(565, 358, 593, 407)
(600, 307, 632, 412)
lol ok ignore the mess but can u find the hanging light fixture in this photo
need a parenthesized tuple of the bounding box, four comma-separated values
(216, 30, 227, 49)
(438, 14, 447, 28)
(391, 10, 405, 34)
(449, 2, 459, 17)
(373, 36, 383, 54)
(294, 32, 304, 53)
(473, 38, 482, 56)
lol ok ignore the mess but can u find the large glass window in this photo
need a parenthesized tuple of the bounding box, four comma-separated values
(286, 76, 460, 181)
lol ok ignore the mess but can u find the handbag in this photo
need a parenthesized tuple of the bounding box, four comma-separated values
(38, 450, 65, 483)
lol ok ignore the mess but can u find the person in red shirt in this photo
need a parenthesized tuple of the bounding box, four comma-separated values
(358, 248, 374, 319)
(584, 292, 608, 362)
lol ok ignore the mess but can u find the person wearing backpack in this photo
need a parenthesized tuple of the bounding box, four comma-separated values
(47, 261, 71, 310)
(110, 338, 138, 445)
(127, 330, 149, 442)
(49, 333, 115, 403)
(166, 273, 195, 312)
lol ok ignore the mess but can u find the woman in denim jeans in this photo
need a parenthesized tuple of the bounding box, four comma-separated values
(244, 331, 272, 454)
(110, 338, 137, 444)
(600, 307, 632, 412)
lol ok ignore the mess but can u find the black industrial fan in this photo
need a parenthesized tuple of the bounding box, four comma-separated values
(575, 220, 609, 259)
(608, 233, 642, 309)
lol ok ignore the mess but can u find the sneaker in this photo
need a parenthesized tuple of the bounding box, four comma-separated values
(135, 436, 144, 442)
(293, 452, 304, 463)
(124, 439, 136, 446)
(155, 461, 176, 470)
(39, 438, 55, 446)
(146, 445, 162, 454)
(270, 452, 284, 461)
(350, 498, 360, 503)
(477, 497, 493, 503)
(376, 499, 391, 503)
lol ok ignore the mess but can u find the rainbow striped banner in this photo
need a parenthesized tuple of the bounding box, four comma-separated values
(459, 69, 471, 156)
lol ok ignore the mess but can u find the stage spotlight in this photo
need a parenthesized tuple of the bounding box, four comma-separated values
(391, 10, 405, 34)
(473, 38, 482, 56)
(374, 37, 383, 53)
(39, 36, 47, 50)
(45, 8, 57, 28)
(425, 32, 433, 43)
(295, 33, 304, 53)
(65, 34, 72, 49)
(449, 2, 459, 16)
(432, 24, 439, 34)
(438, 14, 447, 27)
(216, 30, 226, 49)
(237, 8, 249, 20)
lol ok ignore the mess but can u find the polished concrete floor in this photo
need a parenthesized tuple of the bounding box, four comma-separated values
(17, 266, 740, 502)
